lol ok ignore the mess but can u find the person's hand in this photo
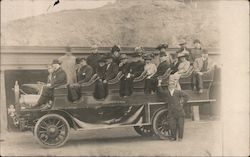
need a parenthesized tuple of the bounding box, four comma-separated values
(47, 83, 51, 87)
(197, 72, 203, 75)
(158, 79, 162, 86)
(103, 80, 107, 83)
(82, 73, 86, 76)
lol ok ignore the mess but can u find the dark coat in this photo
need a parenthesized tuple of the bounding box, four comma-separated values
(96, 65, 107, 80)
(119, 62, 131, 76)
(129, 61, 145, 78)
(157, 86, 189, 117)
(153, 60, 170, 78)
(76, 65, 93, 83)
(86, 53, 101, 73)
(105, 62, 119, 81)
(50, 67, 67, 88)
(170, 60, 180, 74)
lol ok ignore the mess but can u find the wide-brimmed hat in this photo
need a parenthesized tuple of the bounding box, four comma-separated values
(120, 54, 128, 60)
(51, 59, 61, 65)
(111, 45, 121, 53)
(177, 51, 188, 58)
(143, 55, 153, 60)
(159, 51, 167, 57)
(179, 39, 187, 45)
(193, 39, 201, 44)
(156, 43, 168, 50)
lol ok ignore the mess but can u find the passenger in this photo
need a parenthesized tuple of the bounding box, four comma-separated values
(76, 58, 93, 83)
(144, 55, 157, 94)
(110, 45, 122, 65)
(94, 57, 108, 99)
(170, 52, 179, 74)
(172, 50, 191, 90)
(155, 43, 171, 65)
(190, 39, 203, 63)
(58, 47, 77, 84)
(35, 59, 67, 109)
(176, 39, 191, 61)
(104, 54, 119, 81)
(191, 49, 210, 93)
(157, 76, 189, 141)
(119, 54, 133, 97)
(129, 47, 145, 78)
(86, 44, 101, 73)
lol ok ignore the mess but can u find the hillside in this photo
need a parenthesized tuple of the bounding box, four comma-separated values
(1, 0, 219, 48)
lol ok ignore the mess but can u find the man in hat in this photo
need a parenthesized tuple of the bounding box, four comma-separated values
(76, 58, 94, 83)
(151, 51, 171, 92)
(119, 54, 133, 97)
(110, 44, 121, 65)
(36, 59, 67, 108)
(104, 53, 119, 81)
(191, 49, 211, 93)
(94, 57, 108, 99)
(190, 39, 203, 63)
(144, 55, 157, 94)
(176, 39, 191, 54)
(129, 47, 145, 78)
(86, 44, 101, 73)
(157, 76, 189, 141)
(58, 47, 77, 84)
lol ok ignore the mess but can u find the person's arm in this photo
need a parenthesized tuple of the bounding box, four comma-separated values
(50, 71, 67, 88)
(179, 90, 189, 104)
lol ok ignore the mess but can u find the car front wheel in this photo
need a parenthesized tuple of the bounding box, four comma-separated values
(34, 114, 70, 148)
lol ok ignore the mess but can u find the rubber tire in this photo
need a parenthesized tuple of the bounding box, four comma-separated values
(152, 109, 171, 140)
(134, 125, 154, 136)
(34, 114, 70, 148)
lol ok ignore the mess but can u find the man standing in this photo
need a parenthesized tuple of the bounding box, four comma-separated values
(86, 44, 101, 73)
(58, 47, 76, 84)
(36, 59, 67, 108)
(157, 76, 189, 141)
(76, 58, 94, 83)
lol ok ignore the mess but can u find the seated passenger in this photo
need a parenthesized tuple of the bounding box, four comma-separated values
(119, 54, 133, 97)
(151, 51, 171, 91)
(129, 47, 145, 78)
(76, 58, 93, 84)
(110, 45, 122, 65)
(176, 39, 191, 57)
(189, 39, 203, 64)
(155, 43, 171, 65)
(172, 50, 191, 90)
(35, 59, 67, 109)
(86, 44, 102, 73)
(191, 49, 211, 93)
(143, 55, 157, 94)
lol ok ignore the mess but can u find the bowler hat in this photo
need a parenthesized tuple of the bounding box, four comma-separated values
(120, 54, 128, 60)
(179, 39, 187, 45)
(156, 43, 168, 50)
(111, 45, 121, 53)
(51, 59, 61, 65)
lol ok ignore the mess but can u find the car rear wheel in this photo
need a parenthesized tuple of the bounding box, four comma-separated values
(34, 114, 70, 148)
(134, 125, 154, 136)
(152, 109, 171, 140)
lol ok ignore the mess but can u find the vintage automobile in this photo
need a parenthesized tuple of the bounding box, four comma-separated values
(8, 65, 217, 148)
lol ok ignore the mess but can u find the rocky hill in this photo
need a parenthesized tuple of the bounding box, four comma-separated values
(1, 0, 219, 48)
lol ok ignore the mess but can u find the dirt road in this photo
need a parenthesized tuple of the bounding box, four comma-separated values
(1, 120, 222, 156)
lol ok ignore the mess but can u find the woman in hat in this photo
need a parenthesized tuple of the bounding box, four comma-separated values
(144, 55, 157, 94)
(110, 44, 122, 65)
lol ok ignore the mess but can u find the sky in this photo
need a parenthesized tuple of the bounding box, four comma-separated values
(1, 0, 116, 23)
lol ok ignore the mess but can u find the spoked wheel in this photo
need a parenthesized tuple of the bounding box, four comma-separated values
(134, 125, 154, 136)
(34, 114, 70, 148)
(152, 109, 171, 140)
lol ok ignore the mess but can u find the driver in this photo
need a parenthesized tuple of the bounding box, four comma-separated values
(35, 59, 67, 109)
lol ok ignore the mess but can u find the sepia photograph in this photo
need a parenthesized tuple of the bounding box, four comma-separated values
(0, 0, 249, 156)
